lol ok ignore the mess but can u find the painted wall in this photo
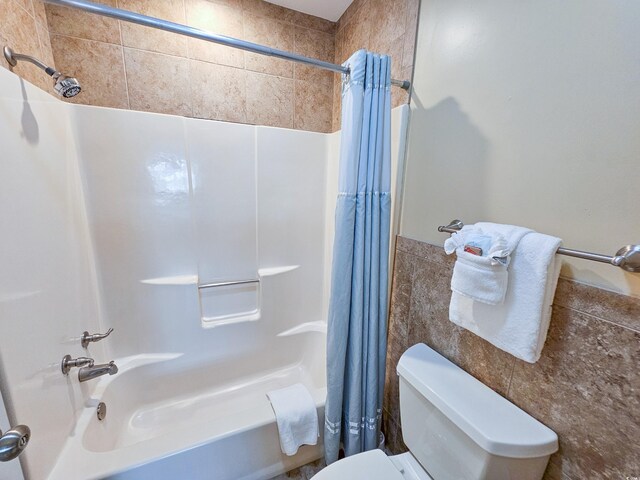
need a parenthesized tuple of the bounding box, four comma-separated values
(401, 0, 640, 297)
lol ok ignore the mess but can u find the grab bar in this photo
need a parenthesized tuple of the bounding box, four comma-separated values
(437, 220, 640, 273)
(198, 278, 260, 289)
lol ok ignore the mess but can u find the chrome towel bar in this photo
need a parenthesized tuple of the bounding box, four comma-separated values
(437, 220, 640, 273)
(198, 279, 260, 290)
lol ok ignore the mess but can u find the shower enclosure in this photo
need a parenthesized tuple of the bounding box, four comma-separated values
(0, 65, 408, 479)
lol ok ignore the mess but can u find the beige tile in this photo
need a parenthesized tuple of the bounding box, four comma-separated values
(508, 306, 640, 480)
(45, 0, 120, 44)
(382, 412, 407, 455)
(371, 32, 404, 80)
(50, 35, 128, 108)
(554, 277, 640, 331)
(31, 0, 48, 28)
(396, 236, 454, 268)
(190, 60, 246, 123)
(36, 21, 54, 70)
(331, 75, 341, 132)
(244, 12, 293, 77)
(185, 0, 244, 68)
(293, 27, 335, 88)
(11, 0, 30, 13)
(124, 48, 191, 116)
(241, 0, 293, 22)
(119, 0, 188, 56)
(402, 0, 419, 69)
(340, 3, 371, 63)
(369, 0, 407, 44)
(0, 0, 47, 88)
(407, 255, 516, 396)
(293, 79, 332, 133)
(246, 71, 292, 128)
(337, 0, 368, 33)
(289, 10, 336, 35)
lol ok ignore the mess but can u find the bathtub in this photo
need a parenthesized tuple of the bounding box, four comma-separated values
(48, 350, 326, 480)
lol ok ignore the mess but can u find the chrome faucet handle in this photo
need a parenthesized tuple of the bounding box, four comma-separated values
(61, 355, 94, 375)
(81, 327, 114, 349)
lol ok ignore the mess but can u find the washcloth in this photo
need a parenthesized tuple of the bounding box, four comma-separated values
(444, 223, 532, 304)
(267, 383, 319, 456)
(449, 230, 562, 363)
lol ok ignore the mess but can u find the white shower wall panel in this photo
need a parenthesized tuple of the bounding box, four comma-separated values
(71, 106, 196, 358)
(72, 107, 331, 369)
(0, 72, 105, 480)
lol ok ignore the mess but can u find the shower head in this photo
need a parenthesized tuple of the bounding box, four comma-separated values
(52, 73, 81, 98)
(3, 46, 81, 98)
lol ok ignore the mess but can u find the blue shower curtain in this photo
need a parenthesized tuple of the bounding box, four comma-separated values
(324, 50, 392, 464)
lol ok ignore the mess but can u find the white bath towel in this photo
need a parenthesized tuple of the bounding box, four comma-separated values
(444, 223, 532, 304)
(267, 383, 319, 456)
(449, 229, 562, 363)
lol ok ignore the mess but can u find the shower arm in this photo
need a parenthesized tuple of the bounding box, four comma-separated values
(3, 47, 59, 77)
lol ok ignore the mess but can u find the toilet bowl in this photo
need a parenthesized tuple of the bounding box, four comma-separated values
(314, 343, 558, 480)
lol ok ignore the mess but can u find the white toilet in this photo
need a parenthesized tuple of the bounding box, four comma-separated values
(314, 343, 558, 480)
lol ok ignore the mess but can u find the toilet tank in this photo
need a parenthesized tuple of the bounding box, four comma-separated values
(397, 344, 558, 480)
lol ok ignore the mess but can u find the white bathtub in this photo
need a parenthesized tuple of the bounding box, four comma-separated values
(48, 351, 326, 480)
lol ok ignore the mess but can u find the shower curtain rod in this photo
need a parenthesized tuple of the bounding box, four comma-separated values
(43, 0, 411, 90)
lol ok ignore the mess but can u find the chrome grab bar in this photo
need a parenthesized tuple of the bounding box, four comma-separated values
(198, 279, 260, 290)
(438, 220, 640, 272)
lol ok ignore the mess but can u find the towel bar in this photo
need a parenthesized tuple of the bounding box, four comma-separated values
(437, 220, 640, 273)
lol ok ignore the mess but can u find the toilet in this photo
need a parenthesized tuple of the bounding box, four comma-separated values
(314, 343, 558, 480)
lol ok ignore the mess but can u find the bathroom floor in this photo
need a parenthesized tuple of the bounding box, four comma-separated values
(271, 459, 326, 479)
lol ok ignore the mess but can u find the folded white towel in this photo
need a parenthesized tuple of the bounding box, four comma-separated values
(444, 223, 532, 305)
(449, 228, 562, 363)
(267, 383, 319, 456)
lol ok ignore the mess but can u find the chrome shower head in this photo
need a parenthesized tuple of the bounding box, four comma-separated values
(52, 73, 81, 98)
(3, 46, 81, 98)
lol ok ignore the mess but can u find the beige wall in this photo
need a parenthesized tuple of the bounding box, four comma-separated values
(1, 0, 418, 134)
(0, 0, 53, 92)
(332, 0, 418, 130)
(401, 0, 640, 297)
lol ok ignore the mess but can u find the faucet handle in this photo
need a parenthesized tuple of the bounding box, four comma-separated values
(81, 327, 114, 349)
(61, 355, 94, 375)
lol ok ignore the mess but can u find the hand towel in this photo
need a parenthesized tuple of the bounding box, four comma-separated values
(267, 383, 319, 456)
(444, 223, 532, 305)
(449, 230, 562, 363)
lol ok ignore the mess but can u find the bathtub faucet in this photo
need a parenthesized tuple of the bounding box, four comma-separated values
(78, 361, 118, 383)
(61, 355, 118, 382)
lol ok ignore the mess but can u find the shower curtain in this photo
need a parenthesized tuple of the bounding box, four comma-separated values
(324, 50, 392, 464)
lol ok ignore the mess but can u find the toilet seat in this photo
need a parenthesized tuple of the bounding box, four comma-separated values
(312, 449, 405, 480)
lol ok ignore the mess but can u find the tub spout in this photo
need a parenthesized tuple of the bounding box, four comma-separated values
(78, 361, 118, 383)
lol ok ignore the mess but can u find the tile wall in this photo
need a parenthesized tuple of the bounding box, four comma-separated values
(0, 0, 53, 92)
(332, 0, 419, 130)
(1, 0, 419, 133)
(383, 236, 640, 480)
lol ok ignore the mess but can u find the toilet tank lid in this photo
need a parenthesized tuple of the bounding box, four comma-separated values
(397, 344, 558, 459)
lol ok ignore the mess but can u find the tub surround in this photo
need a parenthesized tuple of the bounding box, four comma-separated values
(383, 236, 640, 480)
